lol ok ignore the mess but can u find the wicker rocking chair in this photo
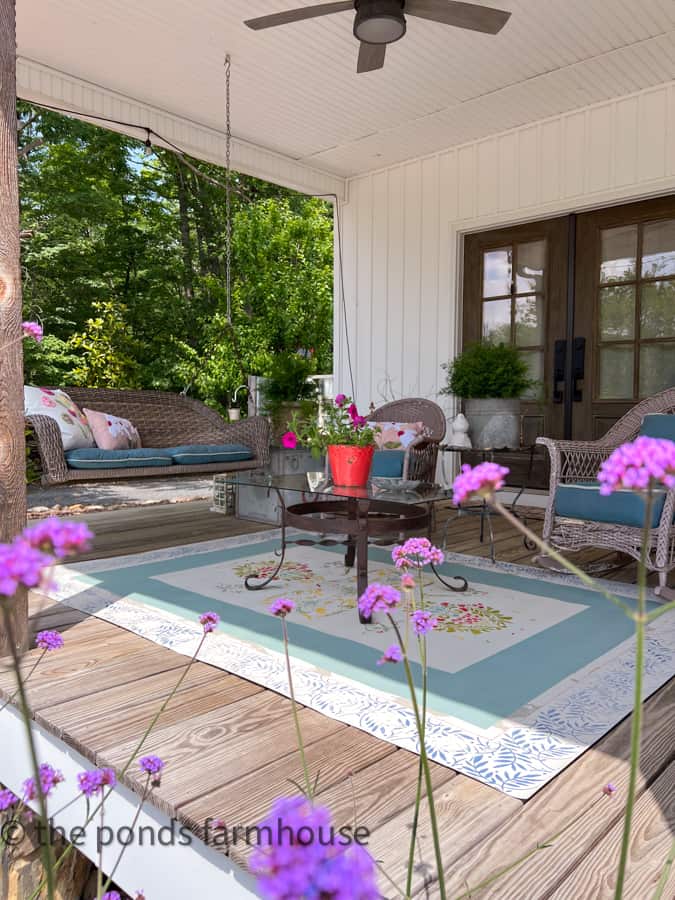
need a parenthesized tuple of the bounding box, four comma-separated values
(537, 387, 675, 597)
(369, 398, 447, 483)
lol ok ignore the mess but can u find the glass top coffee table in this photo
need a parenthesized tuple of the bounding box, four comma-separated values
(226, 473, 468, 623)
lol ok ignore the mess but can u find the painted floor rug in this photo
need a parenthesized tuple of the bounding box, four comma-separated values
(50, 531, 675, 799)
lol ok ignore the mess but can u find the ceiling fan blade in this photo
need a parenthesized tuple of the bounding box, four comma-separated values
(357, 41, 386, 73)
(405, 0, 511, 34)
(245, 1, 353, 30)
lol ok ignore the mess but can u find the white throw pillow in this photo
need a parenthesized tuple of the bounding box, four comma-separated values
(24, 387, 95, 451)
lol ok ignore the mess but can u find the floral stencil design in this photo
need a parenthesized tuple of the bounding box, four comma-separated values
(232, 559, 315, 583)
(431, 600, 512, 634)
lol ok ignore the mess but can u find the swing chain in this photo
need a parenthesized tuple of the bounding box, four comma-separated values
(225, 53, 232, 324)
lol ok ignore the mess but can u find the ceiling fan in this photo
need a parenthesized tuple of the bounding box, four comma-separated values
(244, 1, 511, 73)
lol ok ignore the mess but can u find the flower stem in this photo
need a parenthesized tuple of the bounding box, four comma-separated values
(613, 491, 653, 900)
(99, 775, 151, 896)
(388, 614, 446, 900)
(0, 649, 46, 713)
(28, 631, 208, 899)
(652, 837, 675, 899)
(117, 631, 207, 779)
(0, 604, 56, 900)
(282, 617, 313, 800)
(406, 634, 427, 899)
(492, 500, 635, 617)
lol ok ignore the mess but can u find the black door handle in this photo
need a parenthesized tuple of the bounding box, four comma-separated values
(553, 339, 566, 404)
(573, 336, 585, 401)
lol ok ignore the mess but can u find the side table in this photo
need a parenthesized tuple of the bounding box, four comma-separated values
(439, 444, 537, 562)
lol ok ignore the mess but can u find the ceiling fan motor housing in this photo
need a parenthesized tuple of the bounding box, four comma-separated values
(354, 0, 407, 45)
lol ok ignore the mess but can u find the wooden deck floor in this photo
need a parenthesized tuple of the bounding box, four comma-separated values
(2, 500, 674, 898)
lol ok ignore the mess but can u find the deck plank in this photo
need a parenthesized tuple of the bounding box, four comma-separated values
(37, 665, 262, 756)
(100, 690, 347, 817)
(549, 760, 675, 899)
(178, 724, 398, 835)
(0, 501, 670, 897)
(443, 678, 675, 898)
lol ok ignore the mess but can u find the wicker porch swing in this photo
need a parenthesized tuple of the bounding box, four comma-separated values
(26, 56, 271, 486)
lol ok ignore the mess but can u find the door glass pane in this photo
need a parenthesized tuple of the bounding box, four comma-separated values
(599, 285, 635, 340)
(515, 240, 545, 294)
(482, 299, 511, 343)
(640, 280, 675, 338)
(483, 248, 512, 298)
(600, 225, 637, 284)
(514, 295, 543, 346)
(599, 346, 634, 399)
(639, 343, 675, 396)
(518, 350, 543, 400)
(641, 219, 675, 279)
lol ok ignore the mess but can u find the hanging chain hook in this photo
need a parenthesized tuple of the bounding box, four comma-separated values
(224, 53, 232, 324)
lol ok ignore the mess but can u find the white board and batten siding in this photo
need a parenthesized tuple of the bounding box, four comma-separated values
(335, 79, 675, 420)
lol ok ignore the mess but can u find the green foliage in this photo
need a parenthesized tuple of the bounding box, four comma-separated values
(441, 342, 533, 399)
(69, 301, 141, 388)
(17, 102, 334, 407)
(261, 352, 318, 413)
(288, 397, 374, 457)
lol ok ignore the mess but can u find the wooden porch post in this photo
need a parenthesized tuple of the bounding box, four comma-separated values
(0, 0, 28, 654)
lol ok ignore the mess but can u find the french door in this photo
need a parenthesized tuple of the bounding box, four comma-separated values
(462, 195, 675, 487)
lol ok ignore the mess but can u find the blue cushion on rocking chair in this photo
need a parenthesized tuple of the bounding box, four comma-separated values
(554, 481, 666, 528)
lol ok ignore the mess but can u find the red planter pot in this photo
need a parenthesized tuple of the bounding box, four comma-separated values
(327, 444, 374, 488)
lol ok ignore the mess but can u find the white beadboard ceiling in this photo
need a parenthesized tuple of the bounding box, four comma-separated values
(16, 0, 675, 179)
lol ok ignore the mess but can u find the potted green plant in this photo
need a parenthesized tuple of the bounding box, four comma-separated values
(440, 342, 534, 449)
(284, 394, 376, 487)
(261, 352, 319, 444)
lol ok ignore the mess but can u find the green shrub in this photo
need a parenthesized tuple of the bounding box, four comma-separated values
(261, 352, 318, 414)
(441, 342, 533, 399)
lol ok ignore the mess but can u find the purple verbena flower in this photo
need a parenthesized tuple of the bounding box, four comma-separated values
(0, 788, 18, 811)
(452, 462, 510, 505)
(0, 539, 53, 597)
(35, 630, 64, 652)
(198, 611, 220, 633)
(598, 436, 675, 495)
(22, 321, 43, 343)
(334, 393, 346, 407)
(269, 598, 296, 617)
(376, 645, 403, 666)
(101, 893, 121, 900)
(139, 755, 164, 778)
(250, 795, 379, 900)
(77, 768, 116, 797)
(358, 583, 401, 619)
(400, 573, 415, 590)
(392, 537, 444, 569)
(410, 609, 439, 636)
(23, 518, 93, 559)
(22, 764, 64, 802)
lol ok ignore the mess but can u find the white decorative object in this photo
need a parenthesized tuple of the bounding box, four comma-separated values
(450, 412, 472, 449)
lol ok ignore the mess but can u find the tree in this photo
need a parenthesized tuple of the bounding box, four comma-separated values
(17, 102, 334, 411)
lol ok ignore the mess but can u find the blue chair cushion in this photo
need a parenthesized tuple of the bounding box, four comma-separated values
(639, 413, 675, 441)
(66, 448, 174, 469)
(371, 449, 405, 478)
(166, 444, 253, 465)
(555, 481, 666, 528)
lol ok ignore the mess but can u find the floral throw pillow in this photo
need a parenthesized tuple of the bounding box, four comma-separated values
(84, 408, 142, 451)
(24, 387, 95, 451)
(368, 421, 427, 451)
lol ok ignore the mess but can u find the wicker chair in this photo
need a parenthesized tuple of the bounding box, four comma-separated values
(537, 387, 675, 597)
(370, 398, 447, 482)
(27, 387, 270, 486)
